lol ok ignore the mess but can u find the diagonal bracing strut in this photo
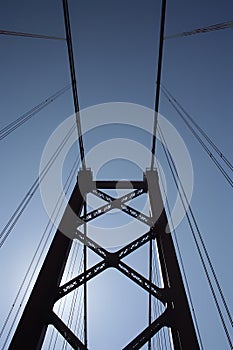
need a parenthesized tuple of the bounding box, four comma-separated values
(80, 188, 154, 227)
(57, 229, 166, 303)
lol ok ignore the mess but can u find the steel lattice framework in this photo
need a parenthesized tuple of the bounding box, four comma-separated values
(9, 169, 200, 349)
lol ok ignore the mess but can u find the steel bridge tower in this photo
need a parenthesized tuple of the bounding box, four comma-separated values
(9, 169, 200, 350)
(9, 0, 200, 349)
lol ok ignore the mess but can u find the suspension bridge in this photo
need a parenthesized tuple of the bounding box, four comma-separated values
(0, 1, 232, 349)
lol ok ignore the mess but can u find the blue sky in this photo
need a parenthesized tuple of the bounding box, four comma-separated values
(0, 0, 232, 349)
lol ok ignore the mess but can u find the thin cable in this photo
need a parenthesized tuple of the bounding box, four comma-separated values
(1, 157, 80, 349)
(148, 238, 152, 350)
(73, 261, 85, 341)
(162, 89, 233, 187)
(83, 198, 88, 348)
(0, 85, 71, 141)
(150, 0, 167, 169)
(0, 157, 79, 341)
(64, 251, 84, 350)
(48, 224, 81, 348)
(153, 240, 170, 350)
(0, 124, 75, 247)
(64, 244, 84, 350)
(150, 230, 165, 349)
(47, 298, 65, 349)
(0, 123, 76, 247)
(75, 301, 84, 342)
(0, 29, 66, 41)
(62, 0, 86, 170)
(165, 20, 233, 39)
(157, 162, 204, 350)
(152, 248, 163, 350)
(53, 244, 82, 350)
(158, 124, 233, 326)
(52, 246, 83, 350)
(158, 125, 233, 348)
(62, 241, 81, 350)
(74, 283, 84, 339)
(159, 126, 232, 347)
(162, 86, 233, 172)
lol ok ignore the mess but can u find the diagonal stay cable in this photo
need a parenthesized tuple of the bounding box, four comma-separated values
(158, 124, 233, 348)
(1, 156, 80, 348)
(0, 84, 71, 141)
(0, 156, 79, 341)
(162, 89, 233, 187)
(162, 85, 233, 172)
(0, 123, 76, 248)
(157, 162, 204, 350)
(0, 29, 66, 41)
(165, 20, 233, 39)
(158, 123, 233, 326)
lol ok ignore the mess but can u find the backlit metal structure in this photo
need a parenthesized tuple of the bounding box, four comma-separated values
(9, 169, 200, 349)
(9, 0, 200, 348)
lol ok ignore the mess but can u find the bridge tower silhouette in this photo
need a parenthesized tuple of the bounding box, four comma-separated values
(9, 0, 200, 349)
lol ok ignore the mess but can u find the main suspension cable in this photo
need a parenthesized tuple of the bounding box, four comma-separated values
(0, 29, 66, 41)
(62, 0, 86, 170)
(165, 20, 233, 40)
(0, 85, 71, 141)
(150, 0, 167, 169)
(162, 89, 233, 187)
(158, 124, 233, 347)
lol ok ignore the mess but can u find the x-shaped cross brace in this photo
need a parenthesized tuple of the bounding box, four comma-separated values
(79, 188, 155, 227)
(53, 187, 172, 349)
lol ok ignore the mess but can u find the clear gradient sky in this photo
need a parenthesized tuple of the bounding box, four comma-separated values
(0, 0, 232, 349)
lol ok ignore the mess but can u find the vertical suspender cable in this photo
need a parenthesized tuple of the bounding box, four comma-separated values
(157, 163, 204, 350)
(158, 125, 233, 348)
(151, 0, 167, 169)
(83, 197, 88, 347)
(62, 0, 86, 170)
(148, 237, 152, 350)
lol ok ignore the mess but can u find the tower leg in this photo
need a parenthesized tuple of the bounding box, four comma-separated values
(146, 170, 200, 349)
(9, 177, 84, 350)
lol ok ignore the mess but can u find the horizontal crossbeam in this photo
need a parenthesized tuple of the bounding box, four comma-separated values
(95, 180, 147, 190)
